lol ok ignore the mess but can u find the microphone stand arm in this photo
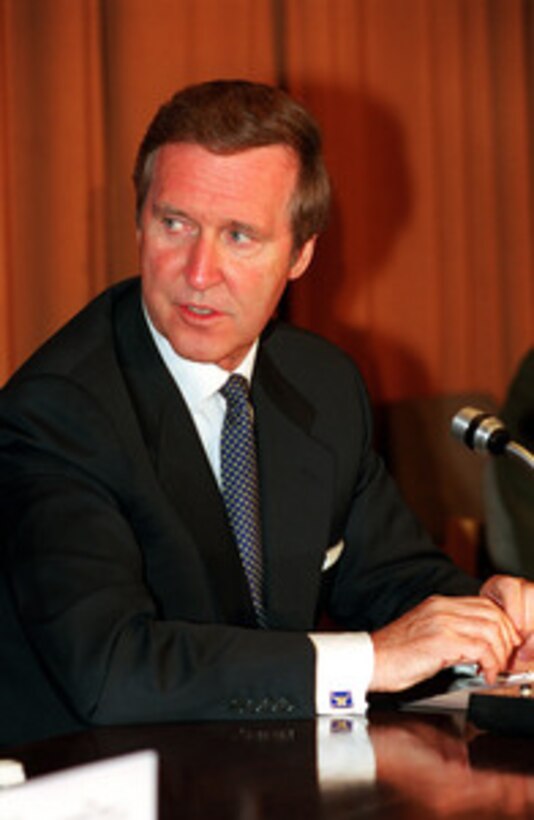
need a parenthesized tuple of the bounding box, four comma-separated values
(505, 440, 534, 471)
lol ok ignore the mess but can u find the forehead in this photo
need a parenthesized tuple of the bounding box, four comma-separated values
(146, 142, 299, 219)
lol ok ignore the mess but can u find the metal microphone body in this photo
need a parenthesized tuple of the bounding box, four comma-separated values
(451, 406, 534, 470)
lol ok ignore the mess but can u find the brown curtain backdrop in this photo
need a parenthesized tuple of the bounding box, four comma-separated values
(1, 0, 533, 407)
(285, 0, 534, 404)
(0, 0, 276, 377)
(1, 0, 107, 377)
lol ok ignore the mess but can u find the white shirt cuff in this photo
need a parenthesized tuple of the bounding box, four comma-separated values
(309, 632, 374, 715)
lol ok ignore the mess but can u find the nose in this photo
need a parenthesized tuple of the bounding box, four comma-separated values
(183, 235, 222, 291)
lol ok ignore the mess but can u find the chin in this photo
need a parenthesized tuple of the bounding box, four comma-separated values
(168, 339, 222, 365)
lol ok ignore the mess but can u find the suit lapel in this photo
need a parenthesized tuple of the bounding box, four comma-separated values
(114, 289, 334, 629)
(253, 346, 335, 630)
(114, 284, 256, 625)
(156, 403, 256, 625)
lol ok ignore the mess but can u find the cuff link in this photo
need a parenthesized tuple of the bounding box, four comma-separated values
(330, 691, 353, 709)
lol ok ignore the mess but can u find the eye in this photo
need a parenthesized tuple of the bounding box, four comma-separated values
(228, 228, 251, 245)
(157, 209, 199, 240)
(225, 225, 260, 251)
(162, 215, 187, 233)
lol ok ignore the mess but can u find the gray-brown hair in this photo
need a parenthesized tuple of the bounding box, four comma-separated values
(133, 79, 330, 249)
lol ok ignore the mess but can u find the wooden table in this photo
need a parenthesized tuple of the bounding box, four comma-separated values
(5, 705, 534, 819)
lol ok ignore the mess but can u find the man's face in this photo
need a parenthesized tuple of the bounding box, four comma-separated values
(138, 142, 316, 371)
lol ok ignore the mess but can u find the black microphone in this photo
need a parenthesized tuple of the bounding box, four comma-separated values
(451, 406, 534, 470)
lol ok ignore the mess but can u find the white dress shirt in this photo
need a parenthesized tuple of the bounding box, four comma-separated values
(143, 307, 374, 715)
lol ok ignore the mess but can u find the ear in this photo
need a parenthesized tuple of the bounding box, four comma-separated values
(288, 235, 317, 282)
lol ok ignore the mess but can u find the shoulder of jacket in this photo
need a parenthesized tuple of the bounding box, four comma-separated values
(4, 278, 139, 387)
(261, 320, 362, 381)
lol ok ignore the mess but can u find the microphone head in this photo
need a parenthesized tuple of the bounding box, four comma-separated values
(451, 406, 510, 456)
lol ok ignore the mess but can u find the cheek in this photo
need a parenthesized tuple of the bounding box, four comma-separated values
(142, 248, 176, 308)
(228, 266, 265, 304)
(236, 269, 288, 324)
(144, 244, 180, 276)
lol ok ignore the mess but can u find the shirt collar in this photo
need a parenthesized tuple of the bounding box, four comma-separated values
(142, 303, 258, 410)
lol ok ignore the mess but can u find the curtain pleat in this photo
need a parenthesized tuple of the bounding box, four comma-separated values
(1, 0, 533, 406)
(0, 0, 106, 373)
(285, 0, 534, 403)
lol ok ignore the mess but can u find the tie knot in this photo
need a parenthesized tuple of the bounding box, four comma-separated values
(220, 374, 250, 409)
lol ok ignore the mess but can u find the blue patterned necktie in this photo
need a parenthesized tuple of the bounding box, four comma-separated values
(220, 374, 267, 627)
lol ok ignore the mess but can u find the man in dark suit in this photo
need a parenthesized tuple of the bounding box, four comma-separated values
(0, 80, 532, 747)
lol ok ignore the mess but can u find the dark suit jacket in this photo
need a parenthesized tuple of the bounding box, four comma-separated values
(0, 278, 479, 746)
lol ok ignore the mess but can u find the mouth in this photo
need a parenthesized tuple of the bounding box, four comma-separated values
(180, 302, 222, 321)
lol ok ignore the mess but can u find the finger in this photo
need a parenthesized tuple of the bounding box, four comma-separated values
(425, 596, 521, 672)
(524, 586, 534, 633)
(478, 598, 523, 652)
(432, 595, 522, 654)
(515, 632, 534, 663)
(451, 615, 515, 677)
(480, 575, 527, 634)
(445, 616, 514, 682)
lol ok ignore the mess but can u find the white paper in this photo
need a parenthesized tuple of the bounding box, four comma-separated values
(0, 749, 158, 820)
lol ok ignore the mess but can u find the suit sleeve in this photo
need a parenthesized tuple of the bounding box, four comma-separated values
(0, 375, 315, 726)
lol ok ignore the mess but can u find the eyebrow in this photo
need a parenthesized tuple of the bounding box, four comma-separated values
(226, 219, 262, 238)
(152, 202, 189, 219)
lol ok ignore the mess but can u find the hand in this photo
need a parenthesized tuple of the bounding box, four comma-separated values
(480, 574, 534, 668)
(370, 594, 522, 692)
